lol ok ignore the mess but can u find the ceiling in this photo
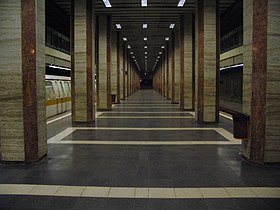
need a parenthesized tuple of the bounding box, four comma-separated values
(53, 0, 237, 77)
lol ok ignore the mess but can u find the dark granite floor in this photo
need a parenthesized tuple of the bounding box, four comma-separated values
(1, 90, 279, 210)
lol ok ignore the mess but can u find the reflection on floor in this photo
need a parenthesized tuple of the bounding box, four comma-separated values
(0, 90, 280, 210)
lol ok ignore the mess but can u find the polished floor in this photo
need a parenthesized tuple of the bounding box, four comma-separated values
(0, 90, 280, 210)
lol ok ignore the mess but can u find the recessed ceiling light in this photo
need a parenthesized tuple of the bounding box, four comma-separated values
(177, 0, 186, 7)
(127, 45, 131, 49)
(157, 56, 160, 58)
(145, 52, 147, 54)
(144, 46, 148, 49)
(132, 56, 135, 58)
(130, 52, 133, 54)
(159, 52, 162, 54)
(102, 0, 112, 7)
(116, 24, 121, 29)
(169, 23, 175, 29)
(143, 23, 148, 29)
(123, 37, 127, 41)
(144, 37, 148, 41)
(141, 0, 147, 7)
(161, 46, 165, 49)
(165, 37, 170, 41)
(145, 56, 147, 58)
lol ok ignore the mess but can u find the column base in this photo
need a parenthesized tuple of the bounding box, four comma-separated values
(0, 154, 47, 164)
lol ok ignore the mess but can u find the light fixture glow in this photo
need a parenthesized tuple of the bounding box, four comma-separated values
(145, 52, 147, 54)
(161, 46, 165, 49)
(132, 56, 135, 58)
(169, 23, 175, 29)
(159, 52, 162, 54)
(177, 0, 186, 7)
(165, 37, 170, 41)
(145, 56, 147, 58)
(220, 63, 243, 71)
(49, 65, 71, 71)
(130, 52, 133, 54)
(116, 24, 122, 29)
(141, 0, 147, 7)
(127, 45, 131, 49)
(143, 23, 148, 29)
(102, 0, 112, 7)
(144, 37, 148, 41)
(123, 37, 127, 41)
(157, 56, 160, 58)
(144, 46, 148, 49)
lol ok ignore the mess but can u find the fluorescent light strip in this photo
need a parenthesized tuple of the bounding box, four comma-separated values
(49, 65, 71, 71)
(169, 23, 175, 28)
(177, 0, 186, 7)
(141, 0, 147, 7)
(144, 37, 148, 41)
(143, 23, 148, 28)
(102, 0, 112, 7)
(144, 46, 147, 49)
(165, 37, 170, 41)
(116, 24, 121, 29)
(220, 63, 243, 71)
(161, 46, 165, 49)
(127, 45, 131, 49)
(123, 37, 127, 41)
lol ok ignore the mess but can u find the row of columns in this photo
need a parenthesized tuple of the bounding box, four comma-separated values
(152, 0, 280, 164)
(0, 0, 140, 162)
(0, 0, 279, 164)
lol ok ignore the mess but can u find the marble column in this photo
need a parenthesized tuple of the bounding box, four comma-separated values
(242, 0, 280, 163)
(97, 15, 111, 110)
(174, 29, 180, 104)
(180, 14, 194, 110)
(119, 40, 124, 100)
(162, 50, 166, 97)
(195, 0, 220, 123)
(168, 38, 173, 100)
(171, 32, 176, 103)
(165, 41, 170, 100)
(0, 0, 46, 162)
(111, 30, 117, 103)
(122, 43, 126, 100)
(71, 0, 95, 122)
(116, 32, 121, 103)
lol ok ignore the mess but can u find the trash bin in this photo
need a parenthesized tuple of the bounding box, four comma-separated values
(111, 94, 116, 103)
(233, 113, 250, 140)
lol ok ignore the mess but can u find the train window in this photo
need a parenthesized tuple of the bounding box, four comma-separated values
(46, 81, 56, 100)
(63, 82, 71, 97)
(56, 81, 65, 98)
(51, 81, 60, 98)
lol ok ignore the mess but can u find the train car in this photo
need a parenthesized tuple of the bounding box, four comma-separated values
(45, 75, 71, 118)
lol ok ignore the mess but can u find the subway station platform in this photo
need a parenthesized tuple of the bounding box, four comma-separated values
(0, 90, 280, 210)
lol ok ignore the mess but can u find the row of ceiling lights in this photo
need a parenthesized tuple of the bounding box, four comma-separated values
(115, 23, 175, 29)
(102, 0, 185, 73)
(102, 0, 187, 7)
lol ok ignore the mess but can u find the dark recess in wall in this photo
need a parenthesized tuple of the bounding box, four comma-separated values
(46, 0, 70, 38)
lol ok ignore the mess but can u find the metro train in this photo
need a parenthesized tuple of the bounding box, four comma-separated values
(45, 65, 72, 118)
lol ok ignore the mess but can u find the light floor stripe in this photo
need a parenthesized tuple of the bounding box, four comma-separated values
(107, 111, 189, 114)
(47, 113, 71, 124)
(220, 112, 233, 120)
(114, 107, 179, 109)
(0, 184, 279, 199)
(98, 116, 194, 119)
(52, 140, 240, 145)
(47, 127, 241, 145)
